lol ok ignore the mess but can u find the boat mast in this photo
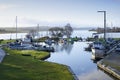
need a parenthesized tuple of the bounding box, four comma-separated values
(37, 24, 40, 38)
(16, 16, 18, 40)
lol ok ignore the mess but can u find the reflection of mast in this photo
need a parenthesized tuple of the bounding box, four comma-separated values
(16, 16, 18, 40)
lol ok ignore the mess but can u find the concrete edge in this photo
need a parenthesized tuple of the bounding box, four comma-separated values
(67, 66, 79, 80)
(97, 61, 120, 80)
(0, 48, 6, 63)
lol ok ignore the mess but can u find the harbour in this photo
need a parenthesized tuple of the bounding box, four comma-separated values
(0, 30, 120, 80)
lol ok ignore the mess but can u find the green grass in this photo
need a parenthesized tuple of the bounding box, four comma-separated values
(0, 48, 74, 80)
(0, 39, 15, 44)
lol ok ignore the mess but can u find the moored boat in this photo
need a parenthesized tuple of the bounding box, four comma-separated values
(91, 41, 105, 59)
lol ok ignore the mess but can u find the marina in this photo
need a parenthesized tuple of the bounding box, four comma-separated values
(0, 30, 120, 80)
(0, 0, 120, 80)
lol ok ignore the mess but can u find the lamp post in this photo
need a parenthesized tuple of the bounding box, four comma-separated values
(97, 11, 106, 42)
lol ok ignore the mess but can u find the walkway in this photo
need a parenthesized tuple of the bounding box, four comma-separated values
(0, 48, 6, 63)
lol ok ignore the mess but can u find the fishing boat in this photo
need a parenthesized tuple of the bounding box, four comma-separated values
(91, 41, 105, 59)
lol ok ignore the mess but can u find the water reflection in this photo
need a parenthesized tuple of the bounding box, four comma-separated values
(53, 42, 73, 54)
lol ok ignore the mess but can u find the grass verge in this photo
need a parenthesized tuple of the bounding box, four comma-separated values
(0, 39, 15, 44)
(0, 48, 74, 80)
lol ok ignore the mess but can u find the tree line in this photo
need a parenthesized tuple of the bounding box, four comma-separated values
(90, 27, 120, 33)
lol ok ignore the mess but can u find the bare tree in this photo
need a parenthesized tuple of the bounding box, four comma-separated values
(64, 23, 73, 38)
(28, 29, 38, 39)
(49, 27, 64, 38)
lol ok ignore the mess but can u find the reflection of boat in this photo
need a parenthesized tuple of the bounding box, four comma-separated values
(91, 41, 105, 59)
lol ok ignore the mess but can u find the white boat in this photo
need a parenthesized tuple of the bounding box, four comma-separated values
(91, 41, 105, 59)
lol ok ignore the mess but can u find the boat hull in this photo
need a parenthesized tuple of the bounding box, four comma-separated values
(92, 48, 105, 59)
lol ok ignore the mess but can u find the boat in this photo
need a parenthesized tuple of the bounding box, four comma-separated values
(91, 41, 106, 59)
(115, 45, 120, 52)
(33, 43, 54, 52)
(85, 43, 93, 51)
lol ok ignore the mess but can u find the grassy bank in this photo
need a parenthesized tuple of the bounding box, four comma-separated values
(0, 48, 74, 80)
(0, 39, 15, 44)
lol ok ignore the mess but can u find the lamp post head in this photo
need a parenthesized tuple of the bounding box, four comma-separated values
(97, 11, 106, 13)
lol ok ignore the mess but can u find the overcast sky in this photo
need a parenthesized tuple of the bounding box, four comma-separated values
(0, 0, 120, 28)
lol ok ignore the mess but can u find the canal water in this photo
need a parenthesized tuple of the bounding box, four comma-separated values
(46, 42, 114, 80)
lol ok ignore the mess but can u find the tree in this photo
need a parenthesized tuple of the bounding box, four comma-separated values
(49, 27, 64, 38)
(64, 23, 73, 38)
(28, 29, 38, 39)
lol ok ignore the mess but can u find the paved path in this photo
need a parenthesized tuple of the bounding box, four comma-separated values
(0, 48, 6, 63)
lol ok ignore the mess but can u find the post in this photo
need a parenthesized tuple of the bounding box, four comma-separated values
(104, 11, 106, 42)
(97, 11, 106, 42)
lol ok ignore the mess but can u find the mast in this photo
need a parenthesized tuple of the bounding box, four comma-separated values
(16, 16, 18, 40)
(37, 24, 40, 38)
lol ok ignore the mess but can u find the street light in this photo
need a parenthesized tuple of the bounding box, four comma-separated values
(97, 11, 106, 42)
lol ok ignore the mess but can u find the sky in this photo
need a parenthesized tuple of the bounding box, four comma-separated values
(0, 0, 120, 28)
